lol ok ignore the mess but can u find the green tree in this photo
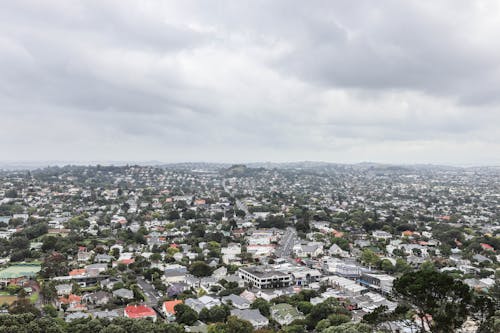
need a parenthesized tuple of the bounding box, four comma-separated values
(394, 269, 472, 333)
(189, 261, 213, 277)
(40, 282, 57, 304)
(251, 298, 271, 317)
(226, 316, 253, 333)
(174, 304, 198, 325)
(323, 322, 372, 333)
(42, 304, 58, 318)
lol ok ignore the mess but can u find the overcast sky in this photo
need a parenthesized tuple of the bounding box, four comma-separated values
(1, 1, 500, 165)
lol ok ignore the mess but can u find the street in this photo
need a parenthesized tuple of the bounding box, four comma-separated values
(275, 227, 297, 258)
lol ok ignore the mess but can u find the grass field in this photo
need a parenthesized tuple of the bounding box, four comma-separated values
(29, 292, 39, 303)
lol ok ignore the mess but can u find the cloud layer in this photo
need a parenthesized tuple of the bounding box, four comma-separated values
(1, 0, 500, 165)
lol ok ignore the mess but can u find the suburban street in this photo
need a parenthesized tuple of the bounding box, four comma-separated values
(137, 276, 159, 306)
(275, 227, 297, 258)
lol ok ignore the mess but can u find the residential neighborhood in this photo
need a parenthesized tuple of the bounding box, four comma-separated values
(0, 163, 498, 332)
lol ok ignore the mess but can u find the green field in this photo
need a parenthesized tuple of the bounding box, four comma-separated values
(0, 263, 41, 279)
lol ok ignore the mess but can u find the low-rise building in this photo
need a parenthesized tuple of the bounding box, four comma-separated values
(231, 309, 269, 329)
(124, 304, 157, 322)
(238, 266, 292, 289)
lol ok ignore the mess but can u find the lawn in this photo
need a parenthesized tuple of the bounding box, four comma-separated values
(29, 292, 39, 303)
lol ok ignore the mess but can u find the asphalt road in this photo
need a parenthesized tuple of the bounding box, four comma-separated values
(275, 227, 297, 258)
(137, 276, 159, 306)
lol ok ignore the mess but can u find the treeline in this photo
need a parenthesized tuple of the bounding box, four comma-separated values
(0, 314, 184, 333)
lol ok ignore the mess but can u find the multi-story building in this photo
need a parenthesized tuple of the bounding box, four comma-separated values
(238, 266, 292, 289)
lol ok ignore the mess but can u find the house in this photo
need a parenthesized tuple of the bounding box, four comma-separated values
(55, 284, 72, 296)
(162, 299, 183, 319)
(163, 265, 188, 283)
(185, 295, 221, 313)
(222, 243, 242, 265)
(95, 254, 114, 263)
(328, 244, 349, 257)
(472, 254, 492, 264)
(231, 309, 269, 329)
(167, 282, 190, 298)
(85, 263, 108, 276)
(372, 230, 393, 241)
(239, 290, 257, 303)
(68, 269, 86, 277)
(480, 243, 495, 252)
(113, 288, 134, 300)
(224, 274, 245, 288)
(100, 277, 122, 290)
(293, 242, 323, 258)
(124, 304, 157, 322)
(91, 309, 121, 319)
(57, 294, 82, 311)
(65, 311, 90, 322)
(270, 303, 304, 326)
(77, 247, 93, 262)
(82, 291, 111, 305)
(222, 294, 251, 309)
(185, 321, 209, 333)
(212, 266, 227, 279)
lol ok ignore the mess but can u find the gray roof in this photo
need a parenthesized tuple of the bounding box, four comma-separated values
(231, 309, 268, 324)
(222, 294, 250, 307)
(113, 288, 134, 299)
(91, 309, 121, 319)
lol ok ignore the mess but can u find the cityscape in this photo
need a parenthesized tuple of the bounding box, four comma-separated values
(0, 163, 498, 332)
(1, 1, 500, 332)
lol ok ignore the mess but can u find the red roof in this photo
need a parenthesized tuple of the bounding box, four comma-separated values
(480, 243, 495, 251)
(124, 305, 156, 319)
(59, 294, 81, 304)
(119, 258, 135, 265)
(163, 300, 183, 314)
(69, 269, 86, 276)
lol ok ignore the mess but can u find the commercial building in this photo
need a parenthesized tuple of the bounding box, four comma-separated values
(238, 266, 292, 289)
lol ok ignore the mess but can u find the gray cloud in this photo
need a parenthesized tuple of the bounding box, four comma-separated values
(0, 0, 499, 165)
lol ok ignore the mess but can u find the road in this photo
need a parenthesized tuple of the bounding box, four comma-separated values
(275, 227, 297, 258)
(222, 179, 251, 219)
(137, 276, 159, 306)
(137, 276, 167, 320)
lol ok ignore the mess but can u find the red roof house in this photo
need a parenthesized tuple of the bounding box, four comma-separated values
(162, 299, 183, 316)
(124, 304, 157, 322)
(480, 243, 495, 252)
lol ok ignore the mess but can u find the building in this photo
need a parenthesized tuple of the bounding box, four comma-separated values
(238, 266, 292, 289)
(372, 230, 393, 241)
(328, 244, 349, 257)
(323, 258, 361, 278)
(113, 288, 134, 300)
(162, 299, 183, 319)
(293, 242, 323, 258)
(231, 309, 269, 329)
(124, 304, 157, 322)
(222, 294, 251, 309)
(163, 265, 188, 283)
(358, 273, 395, 294)
(270, 303, 304, 326)
(185, 295, 221, 313)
